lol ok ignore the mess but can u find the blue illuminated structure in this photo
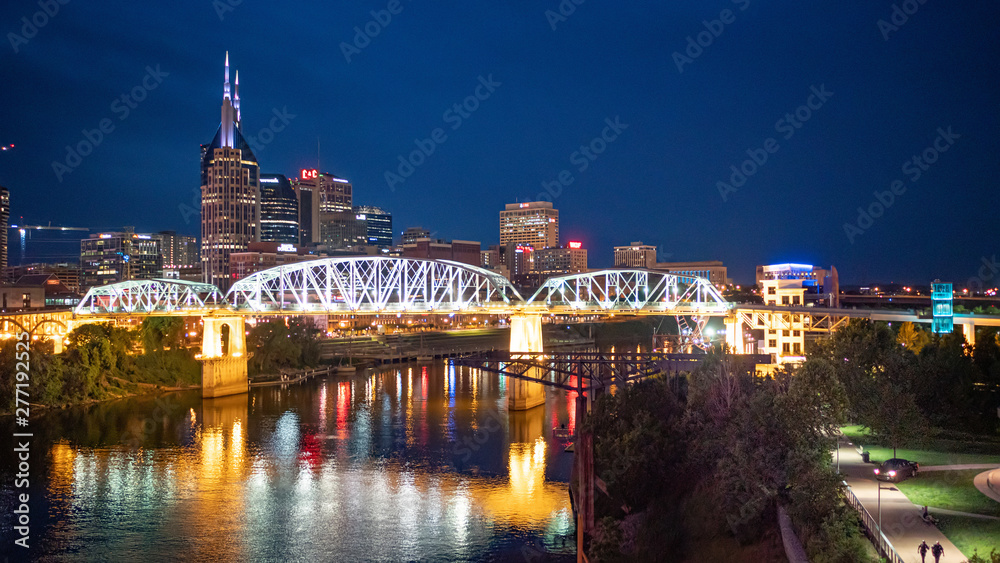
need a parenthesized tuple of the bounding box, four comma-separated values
(931, 281, 953, 334)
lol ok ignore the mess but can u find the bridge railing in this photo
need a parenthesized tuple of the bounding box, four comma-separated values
(842, 482, 904, 563)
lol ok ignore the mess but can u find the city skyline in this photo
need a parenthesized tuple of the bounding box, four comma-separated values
(1, 1, 998, 285)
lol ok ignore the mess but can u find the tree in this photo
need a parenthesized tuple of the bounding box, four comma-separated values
(897, 322, 930, 355)
(139, 317, 186, 354)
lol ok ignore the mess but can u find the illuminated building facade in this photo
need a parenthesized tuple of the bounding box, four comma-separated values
(500, 202, 558, 248)
(80, 228, 162, 288)
(259, 174, 299, 244)
(932, 280, 954, 334)
(200, 53, 260, 290)
(157, 231, 199, 268)
(353, 205, 393, 247)
(613, 242, 657, 268)
(0, 186, 8, 274)
(756, 263, 839, 307)
(401, 226, 430, 245)
(293, 169, 352, 245)
(229, 242, 312, 280)
(401, 238, 480, 267)
(653, 260, 728, 286)
(534, 243, 587, 275)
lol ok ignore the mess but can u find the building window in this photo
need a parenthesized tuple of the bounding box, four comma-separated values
(768, 300, 776, 306)
(22, 293, 31, 309)
(768, 329, 776, 335)
(782, 343, 790, 353)
(768, 287, 776, 295)
(793, 314, 800, 323)
(769, 339, 777, 348)
(793, 330, 800, 337)
(781, 296, 790, 305)
(783, 330, 790, 337)
(793, 343, 801, 355)
(793, 295, 800, 305)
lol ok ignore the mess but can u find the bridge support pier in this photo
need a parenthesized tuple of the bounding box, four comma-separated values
(508, 314, 546, 411)
(200, 316, 249, 399)
(962, 322, 976, 347)
(725, 315, 745, 354)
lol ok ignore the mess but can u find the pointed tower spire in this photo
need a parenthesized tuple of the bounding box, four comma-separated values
(234, 70, 241, 125)
(224, 51, 231, 100)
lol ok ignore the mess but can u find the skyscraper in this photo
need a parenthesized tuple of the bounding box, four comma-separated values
(260, 174, 299, 244)
(0, 186, 8, 275)
(499, 202, 558, 248)
(200, 52, 260, 290)
(353, 205, 392, 247)
(292, 169, 352, 245)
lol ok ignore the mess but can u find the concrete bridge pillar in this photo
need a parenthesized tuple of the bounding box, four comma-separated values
(200, 316, 249, 399)
(962, 322, 976, 347)
(508, 314, 546, 411)
(725, 314, 745, 354)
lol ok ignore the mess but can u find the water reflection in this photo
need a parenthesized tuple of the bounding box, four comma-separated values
(25, 362, 575, 561)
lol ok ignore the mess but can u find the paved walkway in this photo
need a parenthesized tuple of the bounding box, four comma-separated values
(838, 437, 967, 562)
(920, 463, 1000, 472)
(974, 468, 1000, 503)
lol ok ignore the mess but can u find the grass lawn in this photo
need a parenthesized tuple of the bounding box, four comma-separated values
(936, 515, 1000, 560)
(895, 470, 1000, 517)
(842, 425, 1000, 467)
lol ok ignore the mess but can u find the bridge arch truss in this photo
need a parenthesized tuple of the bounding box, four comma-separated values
(75, 279, 226, 315)
(526, 269, 730, 315)
(226, 257, 524, 313)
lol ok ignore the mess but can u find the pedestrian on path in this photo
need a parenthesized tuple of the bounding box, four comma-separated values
(931, 541, 944, 563)
(918, 540, 929, 562)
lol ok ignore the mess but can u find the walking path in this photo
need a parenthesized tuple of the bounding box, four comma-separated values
(838, 437, 966, 562)
(920, 464, 1000, 472)
(973, 468, 1000, 503)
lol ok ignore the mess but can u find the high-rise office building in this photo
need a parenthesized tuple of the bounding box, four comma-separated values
(292, 169, 352, 245)
(80, 228, 162, 289)
(0, 186, 8, 274)
(353, 205, 392, 247)
(260, 174, 299, 244)
(499, 202, 558, 248)
(319, 211, 367, 249)
(535, 242, 588, 275)
(400, 226, 430, 245)
(614, 242, 657, 268)
(200, 52, 260, 290)
(157, 231, 199, 268)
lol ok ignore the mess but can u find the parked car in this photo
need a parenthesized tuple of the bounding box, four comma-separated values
(874, 458, 919, 482)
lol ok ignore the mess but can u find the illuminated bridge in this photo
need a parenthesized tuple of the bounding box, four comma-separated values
(4, 256, 998, 402)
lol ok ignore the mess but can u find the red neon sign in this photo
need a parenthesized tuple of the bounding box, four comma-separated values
(300, 169, 318, 180)
(568, 241, 582, 249)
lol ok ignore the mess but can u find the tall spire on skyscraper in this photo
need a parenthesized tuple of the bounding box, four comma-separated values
(224, 51, 231, 100)
(220, 51, 236, 148)
(234, 70, 241, 126)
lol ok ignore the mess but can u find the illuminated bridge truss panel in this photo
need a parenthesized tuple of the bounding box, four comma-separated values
(226, 257, 524, 313)
(527, 269, 730, 314)
(736, 309, 852, 333)
(75, 279, 226, 315)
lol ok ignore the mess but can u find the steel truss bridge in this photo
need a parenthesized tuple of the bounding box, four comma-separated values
(4, 255, 998, 351)
(71, 257, 731, 317)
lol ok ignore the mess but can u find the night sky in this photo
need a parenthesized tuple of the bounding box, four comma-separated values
(1, 1, 997, 285)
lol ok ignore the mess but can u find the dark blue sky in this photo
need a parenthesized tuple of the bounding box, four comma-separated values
(1, 1, 997, 284)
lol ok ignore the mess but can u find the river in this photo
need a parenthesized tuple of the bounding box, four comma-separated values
(1, 362, 578, 562)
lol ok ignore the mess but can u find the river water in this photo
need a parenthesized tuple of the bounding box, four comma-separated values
(1, 362, 578, 562)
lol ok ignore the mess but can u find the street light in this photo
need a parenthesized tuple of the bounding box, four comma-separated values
(873, 469, 898, 537)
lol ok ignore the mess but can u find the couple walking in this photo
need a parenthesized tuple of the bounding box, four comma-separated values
(918, 540, 944, 562)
